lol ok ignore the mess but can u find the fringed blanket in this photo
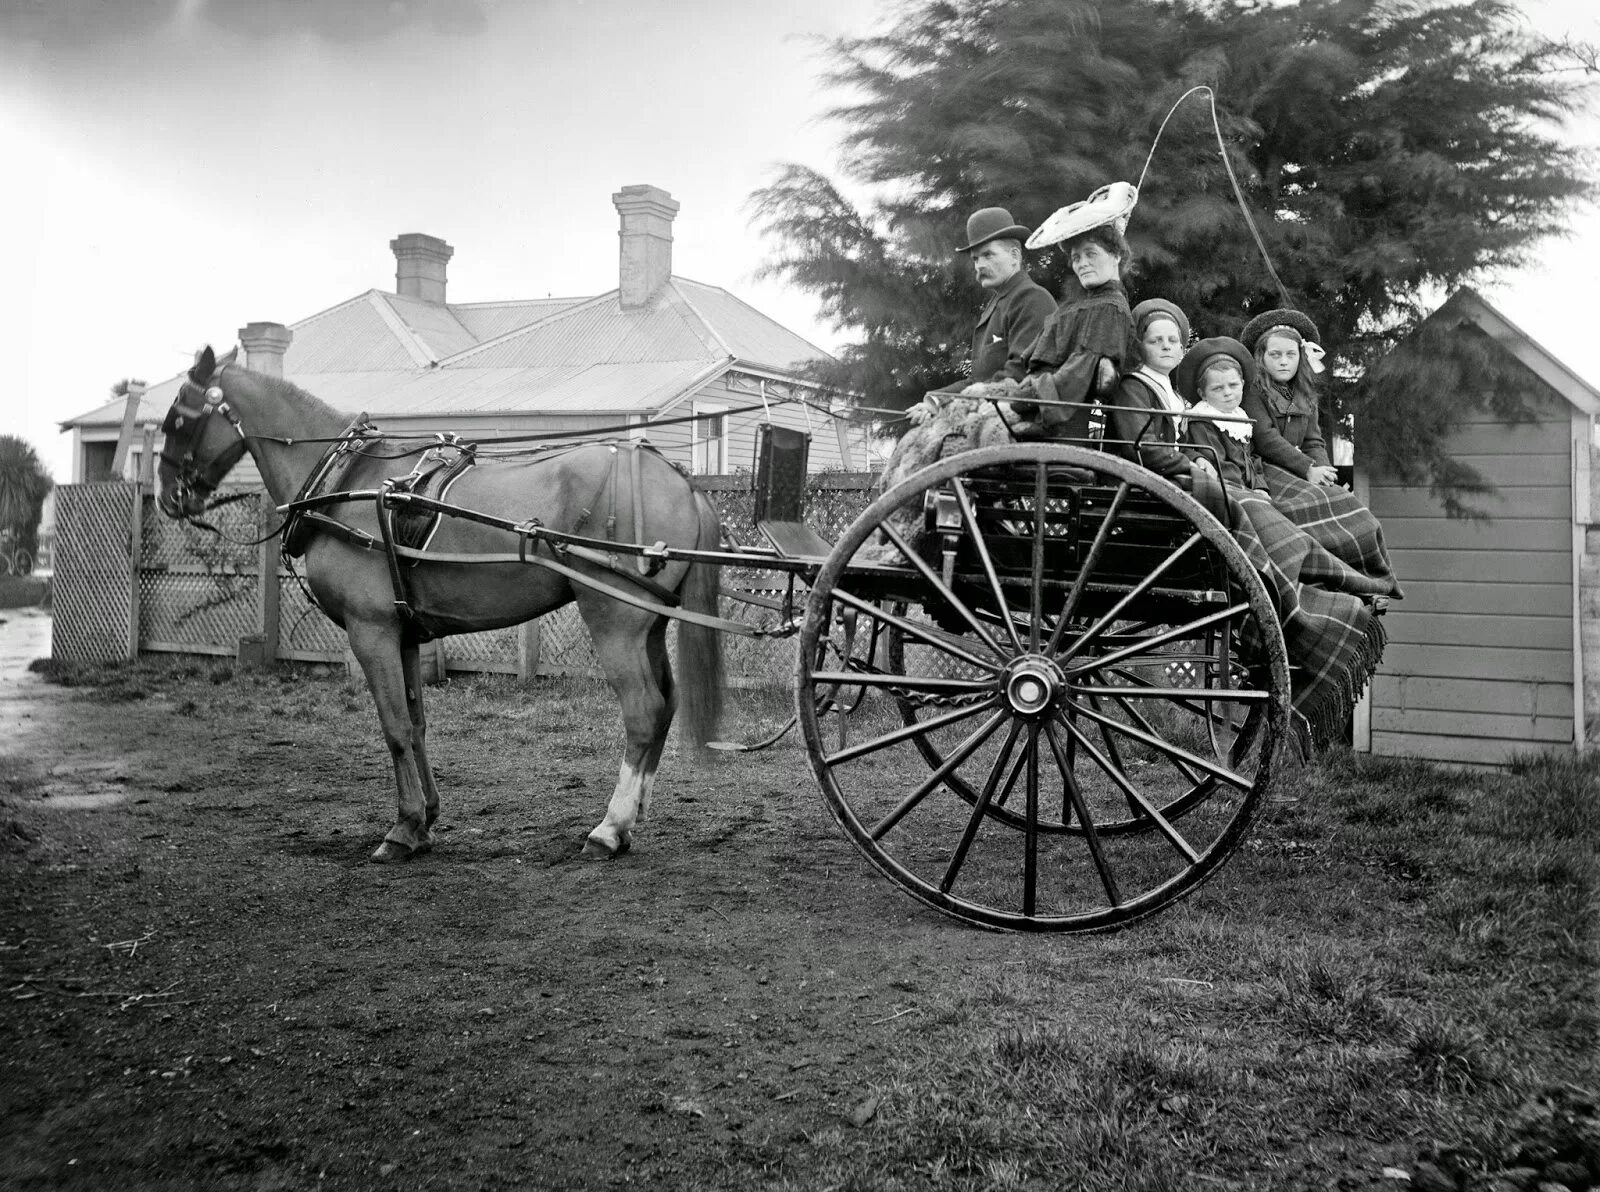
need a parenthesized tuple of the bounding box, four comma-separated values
(1260, 464, 1404, 601)
(1228, 487, 1395, 744)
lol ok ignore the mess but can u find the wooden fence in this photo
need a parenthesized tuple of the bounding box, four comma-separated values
(50, 473, 878, 688)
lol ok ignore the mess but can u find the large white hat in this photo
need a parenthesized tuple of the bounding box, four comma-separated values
(1026, 181, 1138, 250)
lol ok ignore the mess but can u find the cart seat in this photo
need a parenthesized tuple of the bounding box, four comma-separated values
(753, 424, 836, 560)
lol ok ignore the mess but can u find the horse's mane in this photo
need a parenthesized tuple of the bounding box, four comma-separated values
(244, 368, 352, 429)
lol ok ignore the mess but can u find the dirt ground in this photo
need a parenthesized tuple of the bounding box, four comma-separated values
(0, 610, 1051, 1190)
(3, 607, 1595, 1192)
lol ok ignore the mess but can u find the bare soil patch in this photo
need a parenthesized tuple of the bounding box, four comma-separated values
(1, 650, 1596, 1191)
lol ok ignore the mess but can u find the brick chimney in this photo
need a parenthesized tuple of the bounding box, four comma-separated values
(390, 232, 454, 304)
(238, 322, 293, 376)
(612, 184, 679, 309)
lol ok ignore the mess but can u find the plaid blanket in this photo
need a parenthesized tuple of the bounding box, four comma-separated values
(1260, 464, 1404, 600)
(1227, 484, 1397, 744)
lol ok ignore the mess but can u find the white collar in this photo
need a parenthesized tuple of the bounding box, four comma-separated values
(1135, 366, 1182, 410)
(1189, 400, 1253, 441)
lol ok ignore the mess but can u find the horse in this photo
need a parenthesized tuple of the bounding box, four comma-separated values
(156, 345, 725, 863)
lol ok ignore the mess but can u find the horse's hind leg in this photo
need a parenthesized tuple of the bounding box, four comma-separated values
(346, 620, 433, 863)
(400, 639, 441, 830)
(581, 607, 676, 859)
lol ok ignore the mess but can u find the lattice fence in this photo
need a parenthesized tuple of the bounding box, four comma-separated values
(53, 483, 136, 663)
(51, 472, 884, 687)
(141, 489, 263, 656)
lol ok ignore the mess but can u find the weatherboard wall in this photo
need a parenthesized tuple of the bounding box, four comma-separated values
(1364, 394, 1578, 765)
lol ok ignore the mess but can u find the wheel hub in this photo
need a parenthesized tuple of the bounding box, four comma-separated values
(1003, 655, 1065, 718)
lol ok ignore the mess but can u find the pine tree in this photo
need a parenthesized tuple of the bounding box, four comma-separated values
(751, 0, 1593, 505)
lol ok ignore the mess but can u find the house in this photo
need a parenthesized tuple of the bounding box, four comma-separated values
(60, 184, 872, 484)
(1358, 287, 1600, 765)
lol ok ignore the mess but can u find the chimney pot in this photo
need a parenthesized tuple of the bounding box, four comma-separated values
(391, 232, 454, 304)
(238, 322, 293, 377)
(612, 184, 679, 310)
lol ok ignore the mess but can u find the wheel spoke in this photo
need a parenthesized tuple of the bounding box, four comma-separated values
(940, 718, 1026, 893)
(879, 520, 1008, 660)
(1067, 604, 1251, 676)
(950, 478, 1025, 656)
(808, 670, 992, 696)
(1043, 721, 1121, 906)
(1084, 691, 1138, 819)
(1023, 724, 1040, 916)
(823, 696, 1001, 766)
(1103, 691, 1206, 787)
(1075, 683, 1272, 704)
(992, 744, 1029, 809)
(1030, 465, 1047, 651)
(1059, 716, 1202, 864)
(830, 589, 1002, 673)
(1070, 699, 1254, 791)
(868, 709, 1009, 840)
(1058, 532, 1203, 665)
(1044, 482, 1130, 654)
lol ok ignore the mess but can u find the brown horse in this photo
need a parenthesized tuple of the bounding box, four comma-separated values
(157, 346, 724, 862)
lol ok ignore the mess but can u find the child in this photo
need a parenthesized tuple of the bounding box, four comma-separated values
(1105, 298, 1209, 483)
(1239, 309, 1338, 487)
(1175, 337, 1268, 493)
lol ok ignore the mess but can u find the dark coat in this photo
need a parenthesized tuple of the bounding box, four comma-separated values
(1011, 280, 1136, 438)
(970, 270, 1055, 383)
(1243, 382, 1331, 476)
(1106, 372, 1190, 479)
(1183, 418, 1267, 491)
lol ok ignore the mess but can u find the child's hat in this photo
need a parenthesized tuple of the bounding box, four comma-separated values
(1026, 182, 1138, 249)
(1175, 337, 1254, 402)
(1240, 308, 1321, 351)
(1132, 298, 1190, 344)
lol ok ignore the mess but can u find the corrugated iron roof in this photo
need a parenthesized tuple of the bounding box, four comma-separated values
(453, 298, 585, 341)
(62, 272, 832, 427)
(384, 293, 478, 360)
(673, 278, 830, 371)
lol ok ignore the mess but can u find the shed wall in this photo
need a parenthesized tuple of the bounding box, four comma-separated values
(1365, 399, 1576, 764)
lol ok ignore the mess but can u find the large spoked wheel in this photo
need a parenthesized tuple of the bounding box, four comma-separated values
(795, 444, 1291, 933)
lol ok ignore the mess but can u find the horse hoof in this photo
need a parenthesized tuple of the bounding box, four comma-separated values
(370, 841, 409, 864)
(581, 833, 631, 860)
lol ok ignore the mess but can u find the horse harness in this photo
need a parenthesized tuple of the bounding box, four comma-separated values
(280, 429, 683, 640)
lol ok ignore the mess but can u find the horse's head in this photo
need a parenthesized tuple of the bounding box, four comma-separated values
(156, 345, 250, 521)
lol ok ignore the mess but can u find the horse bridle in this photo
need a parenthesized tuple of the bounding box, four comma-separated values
(159, 371, 248, 518)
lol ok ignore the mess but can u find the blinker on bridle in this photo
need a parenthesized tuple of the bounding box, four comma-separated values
(160, 373, 247, 519)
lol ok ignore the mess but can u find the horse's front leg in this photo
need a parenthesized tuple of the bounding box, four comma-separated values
(400, 639, 442, 830)
(347, 620, 433, 863)
(582, 613, 675, 859)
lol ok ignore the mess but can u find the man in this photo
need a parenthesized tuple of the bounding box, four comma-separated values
(958, 206, 1055, 383)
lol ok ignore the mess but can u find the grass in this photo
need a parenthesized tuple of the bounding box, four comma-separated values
(17, 656, 1600, 1190)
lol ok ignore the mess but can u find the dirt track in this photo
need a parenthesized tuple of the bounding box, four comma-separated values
(0, 613, 1036, 1190)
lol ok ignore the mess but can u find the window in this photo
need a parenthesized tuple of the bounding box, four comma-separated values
(82, 442, 116, 483)
(691, 403, 728, 475)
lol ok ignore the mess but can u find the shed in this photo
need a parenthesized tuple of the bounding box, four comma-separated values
(1358, 287, 1600, 765)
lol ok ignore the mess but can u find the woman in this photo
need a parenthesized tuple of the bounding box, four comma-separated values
(1004, 220, 1138, 440)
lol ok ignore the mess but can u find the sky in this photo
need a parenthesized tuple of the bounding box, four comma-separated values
(1, 0, 1596, 486)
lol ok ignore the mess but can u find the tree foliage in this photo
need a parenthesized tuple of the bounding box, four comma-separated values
(0, 435, 54, 562)
(751, 0, 1594, 505)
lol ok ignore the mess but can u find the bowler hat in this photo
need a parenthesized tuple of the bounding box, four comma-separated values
(1175, 337, 1254, 403)
(1240, 308, 1321, 351)
(957, 207, 1033, 253)
(1132, 298, 1190, 345)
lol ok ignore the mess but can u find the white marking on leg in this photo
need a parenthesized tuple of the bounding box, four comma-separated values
(588, 759, 645, 853)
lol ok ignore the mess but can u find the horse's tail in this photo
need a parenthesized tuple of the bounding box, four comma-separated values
(675, 490, 725, 748)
